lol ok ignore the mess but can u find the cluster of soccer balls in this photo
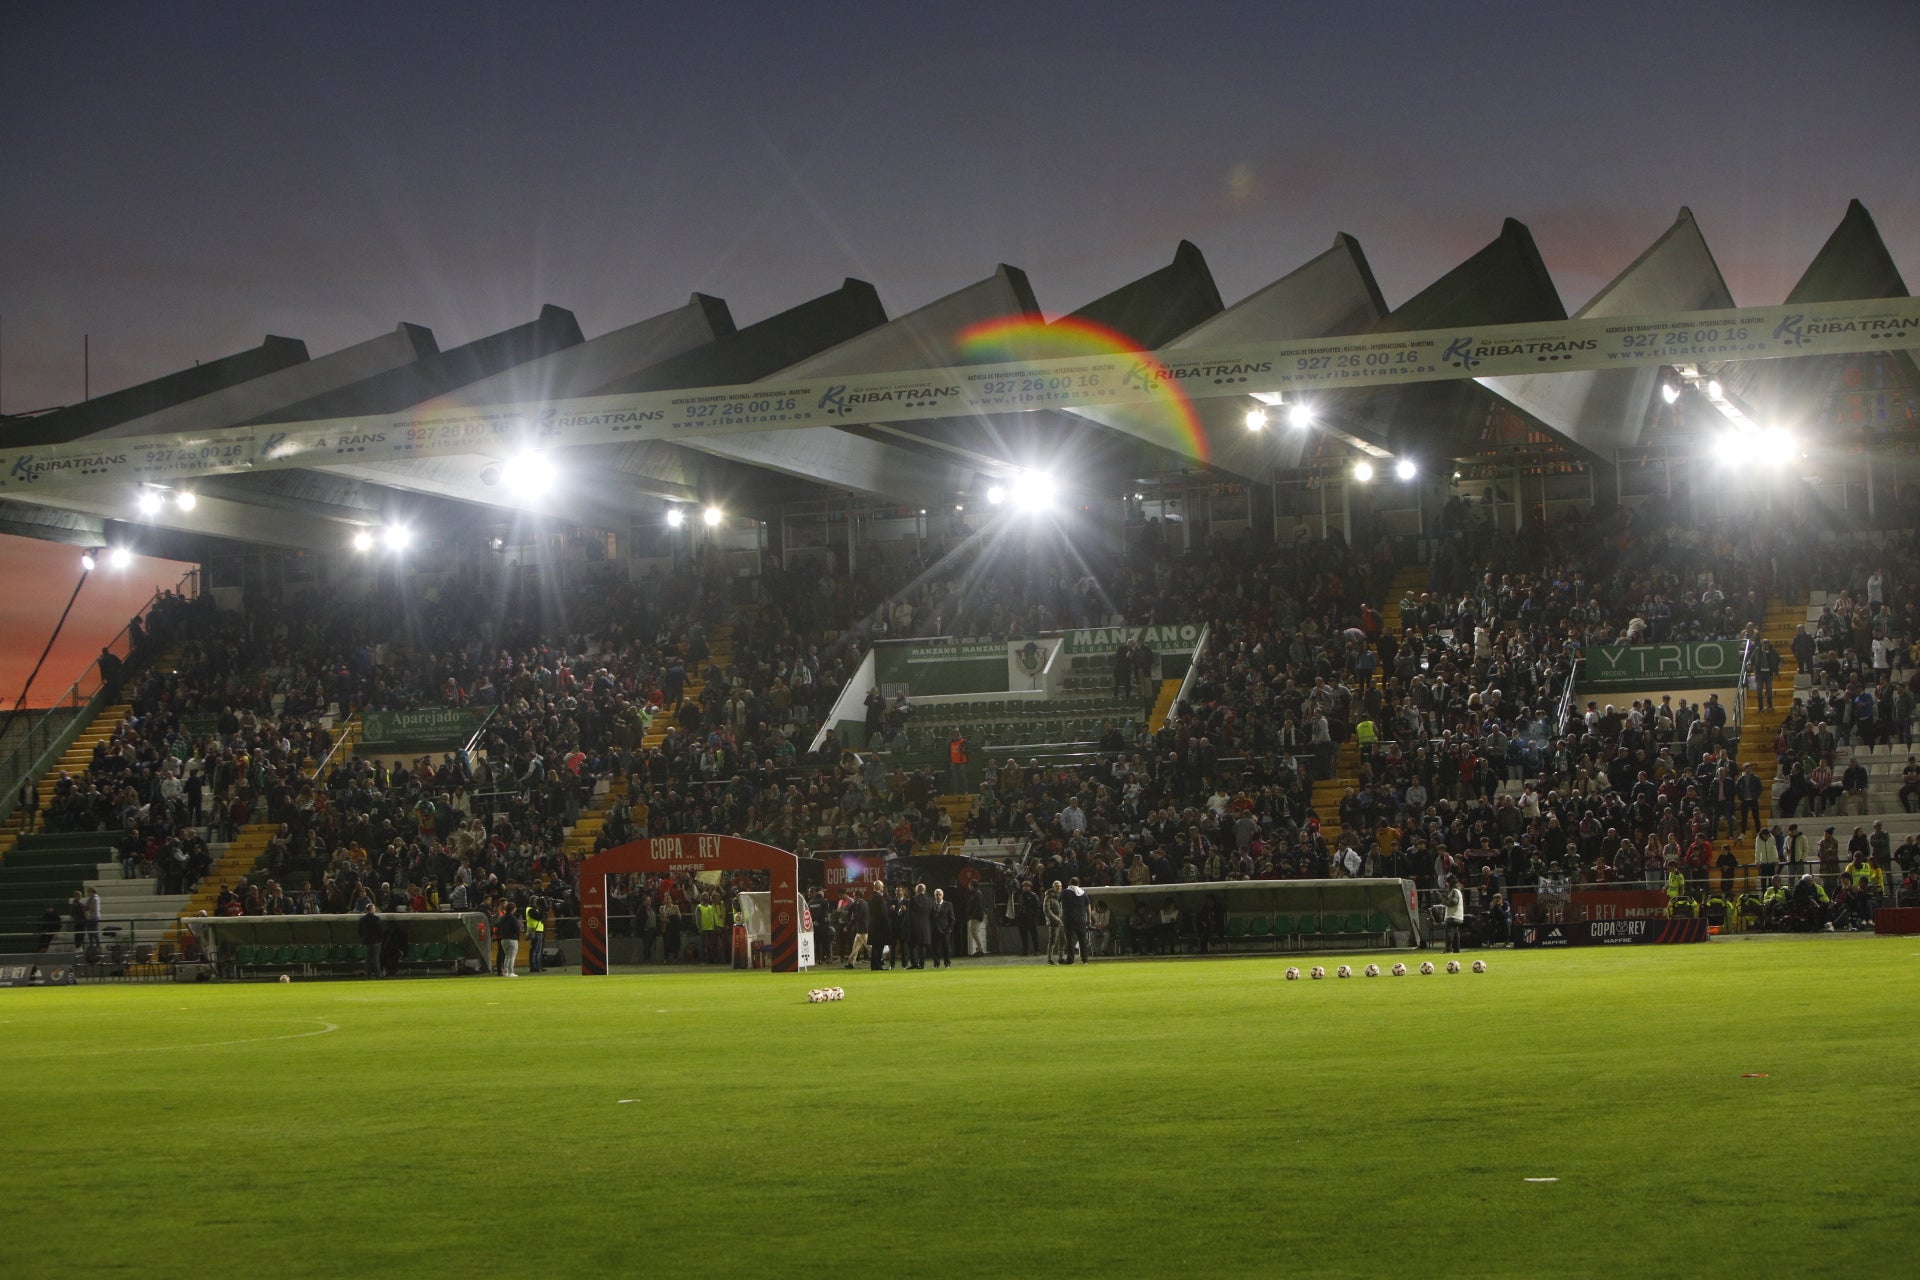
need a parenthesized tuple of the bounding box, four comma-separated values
(1285, 960, 1486, 980)
(806, 986, 846, 1003)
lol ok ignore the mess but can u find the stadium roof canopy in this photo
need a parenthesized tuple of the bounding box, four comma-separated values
(1, 201, 1911, 559)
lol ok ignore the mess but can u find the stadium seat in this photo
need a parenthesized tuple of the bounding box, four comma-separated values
(1226, 916, 1249, 938)
(426, 942, 450, 963)
(1271, 914, 1294, 943)
(1343, 913, 1367, 935)
(233, 945, 255, 966)
(1248, 916, 1271, 938)
(1367, 913, 1392, 939)
(407, 942, 429, 963)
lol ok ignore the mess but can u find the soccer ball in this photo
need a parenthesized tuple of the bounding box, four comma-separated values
(807, 989, 826, 1003)
(829, 986, 845, 1000)
(1390, 963, 1408, 976)
(1284, 967, 1301, 981)
(1471, 960, 1487, 974)
(1446, 960, 1462, 974)
(1364, 963, 1381, 978)
(1309, 966, 1327, 980)
(1336, 964, 1353, 979)
(1419, 961, 1435, 975)
(278, 974, 290, 984)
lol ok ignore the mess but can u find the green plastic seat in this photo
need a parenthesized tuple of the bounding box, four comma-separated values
(1226, 916, 1249, 938)
(1344, 913, 1367, 935)
(1367, 912, 1392, 935)
(426, 942, 450, 962)
(352, 944, 368, 961)
(233, 945, 256, 965)
(1248, 916, 1272, 938)
(1272, 914, 1294, 939)
(407, 942, 429, 963)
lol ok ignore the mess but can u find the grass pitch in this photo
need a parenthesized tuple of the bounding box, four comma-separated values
(2, 938, 1912, 1279)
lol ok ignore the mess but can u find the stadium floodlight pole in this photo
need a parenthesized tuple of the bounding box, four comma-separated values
(0, 558, 93, 746)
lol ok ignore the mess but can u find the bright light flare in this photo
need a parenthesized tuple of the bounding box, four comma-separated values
(1395, 459, 1417, 481)
(174, 491, 197, 511)
(506, 450, 556, 499)
(665, 507, 686, 528)
(136, 490, 164, 516)
(381, 524, 412, 552)
(1758, 426, 1797, 462)
(702, 506, 723, 527)
(80, 551, 97, 572)
(1287, 403, 1313, 429)
(1660, 382, 1681, 405)
(1009, 470, 1055, 513)
(1244, 407, 1269, 431)
(351, 530, 374, 552)
(1352, 461, 1374, 483)
(1712, 432, 1745, 467)
(108, 547, 133, 569)
(986, 484, 1006, 506)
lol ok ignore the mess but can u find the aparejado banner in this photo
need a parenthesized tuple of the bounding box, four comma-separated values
(1580, 641, 1747, 687)
(1515, 918, 1710, 947)
(359, 706, 481, 751)
(4, 298, 1916, 493)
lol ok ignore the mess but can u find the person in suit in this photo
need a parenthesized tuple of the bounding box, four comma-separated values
(890, 885, 914, 968)
(929, 889, 955, 968)
(865, 882, 892, 972)
(357, 901, 384, 978)
(908, 883, 934, 968)
(1060, 878, 1092, 964)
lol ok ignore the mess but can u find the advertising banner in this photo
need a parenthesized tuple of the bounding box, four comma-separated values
(5, 298, 1915, 493)
(1509, 888, 1671, 923)
(359, 706, 481, 751)
(1515, 918, 1710, 946)
(1579, 642, 1746, 688)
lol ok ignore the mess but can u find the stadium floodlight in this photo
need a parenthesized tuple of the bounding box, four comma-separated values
(986, 484, 1006, 506)
(1287, 402, 1313, 429)
(136, 489, 164, 516)
(1712, 431, 1745, 466)
(381, 524, 412, 552)
(1706, 379, 1723, 401)
(1660, 381, 1681, 405)
(1244, 407, 1269, 431)
(1395, 459, 1417, 481)
(1352, 461, 1374, 483)
(108, 547, 133, 569)
(80, 549, 98, 571)
(702, 505, 723, 527)
(1009, 470, 1055, 513)
(505, 450, 555, 499)
(1759, 426, 1797, 462)
(665, 507, 686, 528)
(351, 530, 374, 552)
(174, 490, 197, 511)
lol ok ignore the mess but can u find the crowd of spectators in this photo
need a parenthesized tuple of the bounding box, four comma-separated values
(25, 490, 1920, 956)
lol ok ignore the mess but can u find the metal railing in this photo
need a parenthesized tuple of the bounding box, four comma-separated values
(0, 568, 200, 830)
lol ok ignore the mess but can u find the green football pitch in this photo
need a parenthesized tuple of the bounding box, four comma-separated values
(2, 936, 1912, 1279)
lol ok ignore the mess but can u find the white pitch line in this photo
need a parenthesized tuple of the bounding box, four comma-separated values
(100, 1018, 340, 1054)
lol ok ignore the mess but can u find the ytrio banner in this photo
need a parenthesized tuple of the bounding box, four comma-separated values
(1515, 918, 1710, 947)
(3, 298, 1916, 493)
(1580, 641, 1747, 687)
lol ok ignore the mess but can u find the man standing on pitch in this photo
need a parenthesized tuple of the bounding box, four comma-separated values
(866, 882, 892, 972)
(497, 900, 522, 977)
(1043, 880, 1066, 964)
(1443, 875, 1466, 954)
(1061, 878, 1092, 964)
(908, 883, 935, 969)
(929, 888, 955, 968)
(358, 900, 384, 979)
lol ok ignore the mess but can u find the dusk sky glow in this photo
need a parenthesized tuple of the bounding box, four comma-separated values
(3, 0, 1914, 417)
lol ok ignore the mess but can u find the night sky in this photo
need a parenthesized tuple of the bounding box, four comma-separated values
(3, 0, 1914, 414)
(0, 1, 1915, 699)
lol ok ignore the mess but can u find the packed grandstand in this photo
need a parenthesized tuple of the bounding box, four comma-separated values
(6, 497, 1916, 977)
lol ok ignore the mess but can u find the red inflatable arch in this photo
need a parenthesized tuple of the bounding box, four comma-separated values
(578, 834, 802, 974)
